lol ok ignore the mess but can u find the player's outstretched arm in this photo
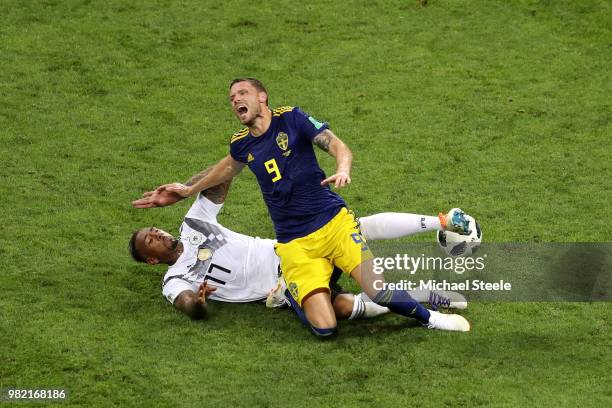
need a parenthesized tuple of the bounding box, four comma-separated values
(161, 155, 244, 198)
(132, 155, 244, 208)
(313, 129, 353, 188)
(186, 168, 233, 205)
(132, 166, 231, 208)
(132, 189, 185, 209)
(133, 166, 215, 208)
(173, 282, 216, 320)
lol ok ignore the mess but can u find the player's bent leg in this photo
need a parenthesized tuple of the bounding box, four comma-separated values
(275, 236, 337, 337)
(333, 293, 390, 320)
(329, 269, 388, 320)
(351, 260, 470, 332)
(284, 288, 337, 338)
(350, 259, 428, 323)
(302, 290, 337, 338)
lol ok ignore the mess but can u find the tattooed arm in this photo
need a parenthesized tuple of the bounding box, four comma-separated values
(187, 167, 232, 205)
(153, 155, 243, 201)
(313, 129, 353, 188)
(132, 165, 234, 208)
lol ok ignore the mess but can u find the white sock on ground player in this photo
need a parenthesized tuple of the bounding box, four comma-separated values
(349, 293, 390, 320)
(364, 300, 390, 318)
(348, 293, 366, 320)
(359, 212, 442, 240)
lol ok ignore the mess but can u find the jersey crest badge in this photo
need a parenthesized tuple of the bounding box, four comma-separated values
(189, 231, 204, 246)
(276, 132, 289, 151)
(288, 282, 299, 300)
(197, 248, 212, 261)
(247, 152, 254, 162)
(276, 132, 291, 156)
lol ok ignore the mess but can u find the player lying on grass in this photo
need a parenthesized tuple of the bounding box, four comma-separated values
(130, 173, 467, 321)
(133, 78, 471, 335)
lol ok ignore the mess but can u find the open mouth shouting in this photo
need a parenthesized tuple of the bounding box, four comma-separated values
(236, 104, 249, 119)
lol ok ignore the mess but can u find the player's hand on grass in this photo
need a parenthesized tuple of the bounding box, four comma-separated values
(132, 188, 184, 208)
(198, 281, 217, 307)
(321, 171, 351, 188)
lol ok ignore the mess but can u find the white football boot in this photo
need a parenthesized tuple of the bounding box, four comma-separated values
(265, 277, 290, 309)
(427, 290, 468, 310)
(426, 310, 471, 332)
(404, 290, 467, 310)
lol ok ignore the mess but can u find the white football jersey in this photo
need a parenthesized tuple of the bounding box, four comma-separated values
(162, 194, 280, 304)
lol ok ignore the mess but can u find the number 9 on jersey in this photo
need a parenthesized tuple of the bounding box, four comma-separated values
(264, 158, 282, 182)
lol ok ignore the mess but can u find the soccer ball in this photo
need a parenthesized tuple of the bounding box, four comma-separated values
(437, 215, 482, 257)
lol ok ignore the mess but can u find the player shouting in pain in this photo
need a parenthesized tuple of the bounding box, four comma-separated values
(133, 78, 473, 337)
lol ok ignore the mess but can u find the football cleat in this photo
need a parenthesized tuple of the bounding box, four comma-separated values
(427, 290, 467, 310)
(407, 289, 468, 310)
(265, 278, 290, 309)
(439, 208, 472, 235)
(425, 310, 471, 332)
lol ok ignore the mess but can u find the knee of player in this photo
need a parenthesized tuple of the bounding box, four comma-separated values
(306, 309, 337, 329)
(306, 311, 338, 338)
(310, 325, 338, 339)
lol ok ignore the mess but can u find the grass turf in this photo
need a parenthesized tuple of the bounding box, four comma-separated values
(1, 0, 610, 406)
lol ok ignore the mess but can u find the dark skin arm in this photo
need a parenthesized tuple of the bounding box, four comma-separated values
(132, 166, 232, 208)
(173, 281, 217, 320)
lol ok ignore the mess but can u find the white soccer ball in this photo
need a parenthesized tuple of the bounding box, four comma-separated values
(437, 215, 482, 257)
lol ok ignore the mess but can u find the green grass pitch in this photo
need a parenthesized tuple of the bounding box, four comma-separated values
(1, 0, 610, 406)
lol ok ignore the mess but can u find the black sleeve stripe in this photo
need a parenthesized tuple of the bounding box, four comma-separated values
(163, 275, 189, 287)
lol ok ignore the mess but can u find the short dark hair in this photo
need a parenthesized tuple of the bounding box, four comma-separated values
(128, 229, 146, 263)
(229, 78, 268, 105)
